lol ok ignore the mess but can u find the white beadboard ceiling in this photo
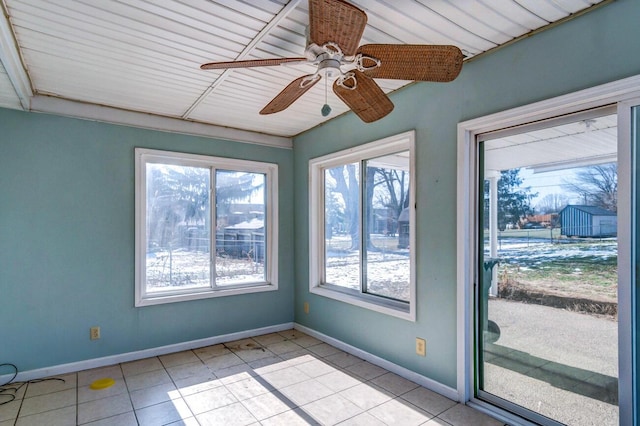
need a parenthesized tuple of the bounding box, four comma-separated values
(484, 112, 617, 174)
(0, 0, 609, 143)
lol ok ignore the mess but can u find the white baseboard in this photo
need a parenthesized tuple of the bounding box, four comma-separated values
(3, 322, 294, 384)
(4, 320, 458, 405)
(293, 323, 459, 402)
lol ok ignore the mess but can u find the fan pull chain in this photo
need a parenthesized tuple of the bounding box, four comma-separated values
(321, 77, 331, 116)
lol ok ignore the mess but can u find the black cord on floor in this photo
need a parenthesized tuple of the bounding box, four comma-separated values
(0, 363, 17, 387)
(0, 363, 66, 406)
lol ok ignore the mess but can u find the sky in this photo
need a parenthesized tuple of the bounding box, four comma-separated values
(519, 167, 581, 207)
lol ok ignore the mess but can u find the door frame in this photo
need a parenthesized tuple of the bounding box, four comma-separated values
(456, 74, 640, 425)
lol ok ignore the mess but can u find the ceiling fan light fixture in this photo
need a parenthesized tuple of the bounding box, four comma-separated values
(317, 58, 342, 79)
(200, 0, 463, 123)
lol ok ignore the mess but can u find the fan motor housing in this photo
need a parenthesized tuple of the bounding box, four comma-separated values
(318, 58, 342, 78)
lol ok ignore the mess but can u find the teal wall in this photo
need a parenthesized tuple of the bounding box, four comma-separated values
(1, 0, 639, 393)
(0, 110, 294, 371)
(292, 0, 640, 388)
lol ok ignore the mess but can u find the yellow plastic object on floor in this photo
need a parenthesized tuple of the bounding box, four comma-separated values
(89, 377, 115, 390)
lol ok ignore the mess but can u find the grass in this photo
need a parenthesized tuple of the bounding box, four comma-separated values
(494, 240, 618, 302)
(515, 257, 616, 285)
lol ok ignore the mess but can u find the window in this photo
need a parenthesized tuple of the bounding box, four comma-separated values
(309, 131, 415, 320)
(135, 148, 278, 306)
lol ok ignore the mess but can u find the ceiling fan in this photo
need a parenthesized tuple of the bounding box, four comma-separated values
(200, 0, 464, 123)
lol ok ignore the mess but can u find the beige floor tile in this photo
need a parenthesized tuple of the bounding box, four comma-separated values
(160, 350, 200, 368)
(183, 385, 237, 415)
(136, 398, 193, 426)
(247, 356, 288, 374)
(240, 391, 296, 421)
(24, 373, 76, 398)
(130, 381, 180, 409)
(260, 366, 311, 389)
(166, 361, 209, 381)
(0, 398, 21, 422)
(368, 398, 434, 426)
(166, 417, 200, 426)
(279, 379, 333, 406)
(226, 377, 274, 401)
(339, 383, 393, 411)
(315, 370, 361, 392)
(224, 338, 261, 351)
(15, 405, 75, 426)
(277, 349, 317, 366)
(260, 408, 320, 426)
(194, 344, 231, 361)
(277, 329, 308, 340)
(324, 352, 362, 369)
(233, 347, 276, 363)
(78, 379, 128, 403)
(204, 352, 245, 372)
(77, 392, 133, 424)
(0, 381, 27, 401)
(125, 368, 172, 391)
(78, 365, 123, 386)
(265, 340, 304, 355)
(307, 343, 342, 358)
(121, 357, 163, 377)
(423, 418, 454, 426)
(287, 335, 322, 348)
(295, 359, 338, 378)
(370, 372, 419, 396)
(215, 363, 257, 385)
(19, 388, 75, 417)
(253, 333, 287, 346)
(84, 411, 138, 426)
(437, 404, 505, 426)
(345, 361, 387, 380)
(174, 373, 222, 397)
(400, 386, 457, 416)
(302, 393, 363, 425)
(196, 401, 258, 426)
(338, 411, 387, 426)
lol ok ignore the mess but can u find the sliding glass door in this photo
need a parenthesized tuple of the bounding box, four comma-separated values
(476, 108, 621, 425)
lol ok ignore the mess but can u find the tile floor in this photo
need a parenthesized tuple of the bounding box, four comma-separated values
(0, 329, 504, 426)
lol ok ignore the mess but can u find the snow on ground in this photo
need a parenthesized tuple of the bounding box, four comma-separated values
(489, 238, 617, 265)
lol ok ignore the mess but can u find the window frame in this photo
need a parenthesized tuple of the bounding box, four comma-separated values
(135, 148, 278, 307)
(308, 131, 416, 321)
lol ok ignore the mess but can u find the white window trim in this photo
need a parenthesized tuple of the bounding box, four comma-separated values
(135, 148, 278, 307)
(456, 74, 640, 424)
(309, 131, 416, 321)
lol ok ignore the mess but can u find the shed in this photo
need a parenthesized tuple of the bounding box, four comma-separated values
(397, 208, 410, 249)
(218, 218, 265, 261)
(559, 205, 617, 237)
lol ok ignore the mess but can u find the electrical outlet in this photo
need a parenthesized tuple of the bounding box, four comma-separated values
(303, 302, 310, 314)
(416, 338, 426, 356)
(90, 326, 101, 340)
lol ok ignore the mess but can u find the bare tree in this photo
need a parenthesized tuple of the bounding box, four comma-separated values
(329, 164, 360, 250)
(535, 193, 570, 214)
(562, 163, 617, 212)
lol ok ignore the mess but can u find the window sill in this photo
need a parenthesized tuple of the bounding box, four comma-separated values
(310, 285, 415, 321)
(135, 283, 277, 307)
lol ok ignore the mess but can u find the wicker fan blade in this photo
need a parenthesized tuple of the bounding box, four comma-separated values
(201, 57, 307, 70)
(260, 74, 321, 115)
(333, 70, 393, 123)
(357, 44, 463, 82)
(308, 0, 367, 56)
